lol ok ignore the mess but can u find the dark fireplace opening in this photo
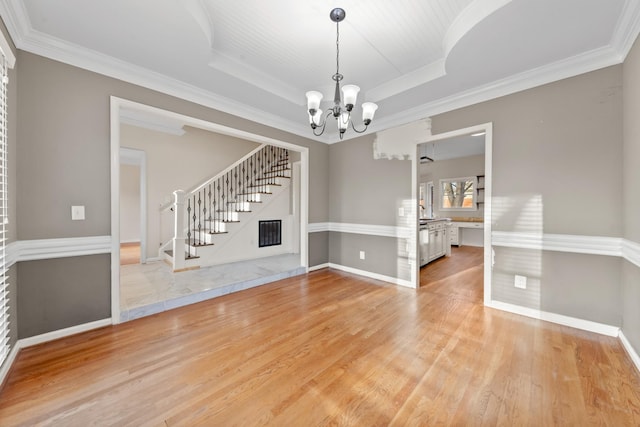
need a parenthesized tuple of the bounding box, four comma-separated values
(259, 220, 281, 248)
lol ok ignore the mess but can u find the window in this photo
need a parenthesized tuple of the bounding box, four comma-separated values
(0, 52, 8, 366)
(439, 176, 477, 211)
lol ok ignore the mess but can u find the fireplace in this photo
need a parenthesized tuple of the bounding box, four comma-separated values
(258, 220, 281, 248)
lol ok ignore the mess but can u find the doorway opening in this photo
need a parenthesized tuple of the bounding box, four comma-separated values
(119, 147, 147, 266)
(413, 123, 492, 305)
(110, 97, 309, 323)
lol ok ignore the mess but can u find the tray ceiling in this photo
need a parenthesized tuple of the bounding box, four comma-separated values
(1, 0, 638, 143)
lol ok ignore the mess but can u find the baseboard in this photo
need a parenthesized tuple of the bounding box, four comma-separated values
(487, 300, 620, 337)
(0, 343, 21, 389)
(0, 317, 112, 389)
(144, 256, 161, 263)
(18, 318, 112, 348)
(309, 263, 329, 272)
(619, 331, 640, 374)
(328, 263, 413, 288)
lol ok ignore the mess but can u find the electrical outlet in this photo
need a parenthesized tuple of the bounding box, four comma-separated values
(514, 275, 527, 289)
(398, 207, 405, 217)
(359, 251, 365, 260)
(71, 205, 85, 221)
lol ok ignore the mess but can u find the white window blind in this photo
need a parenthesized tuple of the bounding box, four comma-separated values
(0, 52, 8, 366)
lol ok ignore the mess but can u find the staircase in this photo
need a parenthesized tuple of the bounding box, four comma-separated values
(161, 144, 292, 271)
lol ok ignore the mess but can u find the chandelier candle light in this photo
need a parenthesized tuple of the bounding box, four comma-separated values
(306, 7, 378, 139)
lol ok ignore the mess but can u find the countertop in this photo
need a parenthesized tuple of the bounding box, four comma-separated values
(419, 218, 451, 225)
(449, 217, 484, 223)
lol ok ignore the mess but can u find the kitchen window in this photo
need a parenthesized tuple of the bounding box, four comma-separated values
(439, 176, 477, 211)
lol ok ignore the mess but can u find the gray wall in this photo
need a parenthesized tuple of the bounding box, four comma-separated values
(14, 51, 329, 338)
(622, 36, 640, 352)
(17, 255, 111, 338)
(309, 232, 328, 267)
(431, 65, 623, 324)
(328, 134, 412, 279)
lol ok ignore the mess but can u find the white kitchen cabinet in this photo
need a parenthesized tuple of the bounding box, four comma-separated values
(420, 219, 451, 266)
(449, 225, 459, 246)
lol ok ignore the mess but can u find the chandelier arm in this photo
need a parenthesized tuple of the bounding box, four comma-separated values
(350, 120, 369, 134)
(311, 110, 334, 136)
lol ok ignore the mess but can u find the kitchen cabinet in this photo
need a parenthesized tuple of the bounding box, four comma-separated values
(449, 226, 459, 246)
(450, 221, 484, 247)
(420, 219, 451, 266)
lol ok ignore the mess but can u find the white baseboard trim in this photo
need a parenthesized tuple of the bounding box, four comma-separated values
(0, 318, 112, 388)
(487, 300, 620, 337)
(144, 257, 161, 263)
(309, 263, 329, 272)
(18, 318, 112, 348)
(0, 343, 21, 388)
(619, 331, 640, 374)
(328, 263, 413, 288)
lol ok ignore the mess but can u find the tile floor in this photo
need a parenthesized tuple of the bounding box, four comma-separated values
(119, 253, 305, 322)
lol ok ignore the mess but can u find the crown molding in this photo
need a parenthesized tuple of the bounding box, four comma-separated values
(0, 1, 314, 141)
(1, 0, 639, 146)
(611, 0, 640, 60)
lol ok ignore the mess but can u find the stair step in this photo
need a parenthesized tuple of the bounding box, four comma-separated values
(187, 240, 215, 247)
(227, 201, 252, 212)
(201, 220, 227, 234)
(255, 176, 289, 183)
(164, 249, 200, 260)
(263, 170, 291, 177)
(247, 183, 280, 189)
(237, 192, 272, 196)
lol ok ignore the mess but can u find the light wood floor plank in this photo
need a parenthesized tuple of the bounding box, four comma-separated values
(1, 247, 640, 425)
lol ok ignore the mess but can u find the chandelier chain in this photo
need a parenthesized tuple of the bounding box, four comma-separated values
(335, 22, 340, 77)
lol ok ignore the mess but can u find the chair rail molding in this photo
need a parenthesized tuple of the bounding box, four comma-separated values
(491, 231, 623, 257)
(6, 236, 112, 267)
(308, 222, 410, 239)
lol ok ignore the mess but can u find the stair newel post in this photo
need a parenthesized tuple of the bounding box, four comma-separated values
(172, 190, 187, 271)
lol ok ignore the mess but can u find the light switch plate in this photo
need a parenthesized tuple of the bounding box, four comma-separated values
(359, 251, 365, 260)
(514, 274, 527, 289)
(71, 205, 85, 221)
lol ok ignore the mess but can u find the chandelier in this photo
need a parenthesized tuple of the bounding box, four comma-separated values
(305, 8, 378, 140)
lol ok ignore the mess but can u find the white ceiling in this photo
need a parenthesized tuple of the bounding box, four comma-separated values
(1, 0, 638, 143)
(419, 133, 485, 162)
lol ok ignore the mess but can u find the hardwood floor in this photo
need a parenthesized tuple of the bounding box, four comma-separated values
(1, 247, 639, 425)
(120, 242, 140, 266)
